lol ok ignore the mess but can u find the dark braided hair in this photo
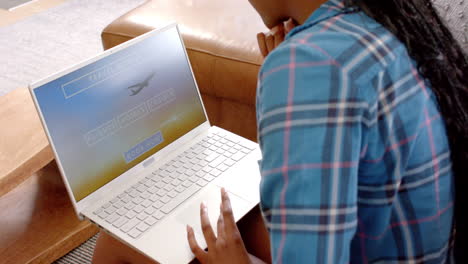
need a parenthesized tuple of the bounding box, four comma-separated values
(343, 0, 468, 261)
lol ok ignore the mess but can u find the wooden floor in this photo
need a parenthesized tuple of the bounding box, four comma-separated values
(0, 0, 66, 27)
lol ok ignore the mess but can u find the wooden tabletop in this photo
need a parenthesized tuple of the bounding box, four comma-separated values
(0, 88, 53, 197)
(0, 162, 99, 264)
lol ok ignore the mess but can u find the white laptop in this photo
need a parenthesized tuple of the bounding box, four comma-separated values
(29, 23, 261, 264)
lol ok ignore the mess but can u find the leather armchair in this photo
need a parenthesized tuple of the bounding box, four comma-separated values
(101, 0, 267, 142)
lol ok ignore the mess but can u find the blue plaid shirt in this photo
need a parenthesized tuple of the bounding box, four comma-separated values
(256, 0, 455, 263)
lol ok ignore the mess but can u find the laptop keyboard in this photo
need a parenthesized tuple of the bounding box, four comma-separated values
(92, 131, 255, 239)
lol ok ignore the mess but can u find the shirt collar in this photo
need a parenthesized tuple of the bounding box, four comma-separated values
(286, 0, 349, 39)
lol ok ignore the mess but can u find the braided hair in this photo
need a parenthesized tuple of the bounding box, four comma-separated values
(343, 0, 468, 261)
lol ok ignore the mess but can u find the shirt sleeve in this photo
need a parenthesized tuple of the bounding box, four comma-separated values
(257, 41, 366, 263)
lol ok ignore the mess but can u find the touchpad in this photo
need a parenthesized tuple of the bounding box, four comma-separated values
(175, 185, 250, 245)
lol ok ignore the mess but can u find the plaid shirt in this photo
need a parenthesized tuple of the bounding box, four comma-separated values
(256, 0, 455, 263)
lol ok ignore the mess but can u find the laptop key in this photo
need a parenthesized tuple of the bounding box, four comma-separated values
(216, 148, 225, 154)
(128, 227, 142, 238)
(196, 179, 209, 187)
(191, 164, 202, 172)
(102, 203, 112, 209)
(155, 181, 165, 188)
(153, 210, 164, 220)
(209, 145, 218, 151)
(217, 164, 229, 172)
(228, 148, 237, 154)
(203, 174, 215, 182)
(137, 212, 149, 221)
(175, 185, 185, 193)
(153, 200, 164, 209)
(185, 169, 196, 176)
(137, 185, 147, 193)
(164, 184, 174, 192)
(205, 153, 219, 162)
(133, 205, 145, 213)
(114, 201, 125, 209)
(160, 196, 171, 204)
(189, 175, 199, 183)
(160, 185, 202, 214)
(145, 216, 158, 226)
(125, 210, 137, 219)
(173, 161, 182, 168)
(129, 189, 139, 198)
(113, 217, 128, 228)
(125, 203, 135, 210)
(168, 190, 178, 198)
(209, 156, 226, 168)
(224, 159, 235, 167)
(149, 194, 160, 202)
(132, 197, 144, 205)
(106, 213, 120, 224)
(210, 169, 222, 177)
(110, 197, 119, 204)
(116, 208, 128, 216)
(144, 206, 156, 215)
(93, 207, 103, 215)
(157, 189, 167, 197)
(202, 166, 212, 173)
(171, 179, 182, 186)
(140, 192, 150, 199)
(141, 199, 152, 208)
(98, 211, 109, 219)
(178, 174, 188, 181)
(241, 148, 251, 154)
(147, 186, 158, 194)
(162, 177, 172, 184)
(199, 160, 209, 167)
(159, 170, 170, 178)
(120, 219, 140, 233)
(231, 152, 246, 161)
(105, 206, 117, 215)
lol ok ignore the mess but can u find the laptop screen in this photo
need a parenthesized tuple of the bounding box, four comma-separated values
(33, 26, 207, 202)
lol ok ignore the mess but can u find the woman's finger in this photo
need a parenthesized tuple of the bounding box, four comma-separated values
(187, 225, 208, 263)
(265, 33, 275, 54)
(274, 24, 285, 48)
(256, 33, 268, 57)
(200, 202, 217, 248)
(217, 205, 226, 239)
(285, 18, 297, 34)
(221, 188, 238, 235)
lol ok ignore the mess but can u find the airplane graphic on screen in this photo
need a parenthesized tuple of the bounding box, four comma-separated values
(127, 72, 156, 96)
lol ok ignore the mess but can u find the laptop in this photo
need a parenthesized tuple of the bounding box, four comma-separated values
(29, 23, 261, 264)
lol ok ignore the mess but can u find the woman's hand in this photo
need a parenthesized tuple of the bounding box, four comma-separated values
(257, 18, 297, 58)
(186, 188, 252, 264)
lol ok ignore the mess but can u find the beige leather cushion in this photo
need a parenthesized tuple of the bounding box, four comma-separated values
(101, 0, 267, 141)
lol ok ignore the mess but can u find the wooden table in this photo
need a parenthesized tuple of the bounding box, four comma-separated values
(0, 88, 53, 197)
(0, 88, 99, 264)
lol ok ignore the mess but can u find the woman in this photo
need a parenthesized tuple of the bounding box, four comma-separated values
(94, 0, 467, 263)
